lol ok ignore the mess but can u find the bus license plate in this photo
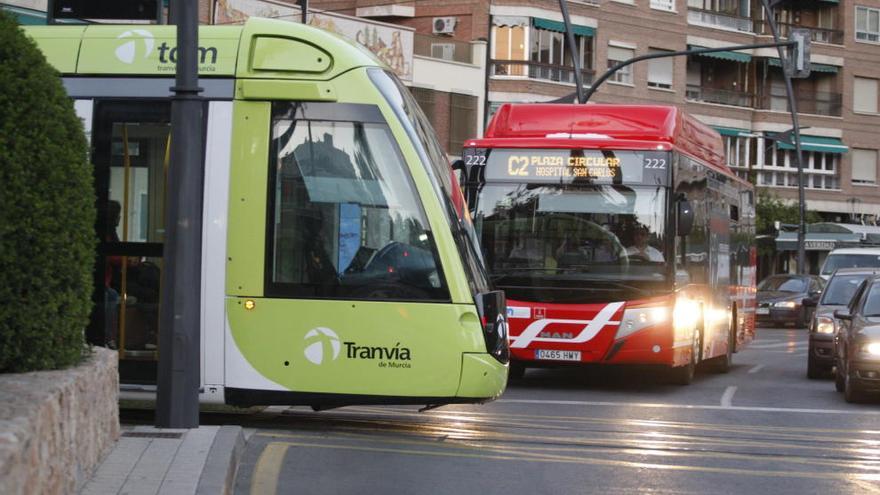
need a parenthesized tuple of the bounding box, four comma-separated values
(535, 349, 581, 361)
(757, 307, 770, 315)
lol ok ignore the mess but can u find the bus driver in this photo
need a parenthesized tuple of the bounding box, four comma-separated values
(625, 225, 664, 262)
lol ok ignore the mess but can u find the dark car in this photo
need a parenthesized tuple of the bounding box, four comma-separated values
(805, 268, 880, 379)
(756, 274, 824, 328)
(831, 276, 880, 402)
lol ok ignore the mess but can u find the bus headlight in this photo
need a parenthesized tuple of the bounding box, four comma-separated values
(617, 306, 668, 340)
(774, 301, 797, 309)
(673, 298, 701, 336)
(815, 316, 835, 334)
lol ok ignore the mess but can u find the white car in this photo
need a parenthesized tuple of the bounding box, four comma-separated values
(820, 248, 880, 281)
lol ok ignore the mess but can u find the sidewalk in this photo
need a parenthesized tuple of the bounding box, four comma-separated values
(80, 424, 245, 495)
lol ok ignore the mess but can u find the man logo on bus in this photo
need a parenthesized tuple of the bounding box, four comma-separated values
(303, 327, 341, 365)
(115, 30, 155, 64)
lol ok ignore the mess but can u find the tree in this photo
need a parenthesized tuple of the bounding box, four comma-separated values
(0, 12, 96, 372)
(755, 189, 820, 257)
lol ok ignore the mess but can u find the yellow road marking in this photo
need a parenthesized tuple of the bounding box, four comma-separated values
(250, 442, 289, 495)
(255, 418, 880, 460)
(256, 429, 880, 473)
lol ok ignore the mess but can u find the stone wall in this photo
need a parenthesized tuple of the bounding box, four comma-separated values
(0, 347, 119, 495)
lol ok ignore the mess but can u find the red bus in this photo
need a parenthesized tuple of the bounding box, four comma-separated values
(459, 104, 756, 384)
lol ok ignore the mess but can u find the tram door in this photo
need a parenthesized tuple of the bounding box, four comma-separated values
(90, 101, 171, 385)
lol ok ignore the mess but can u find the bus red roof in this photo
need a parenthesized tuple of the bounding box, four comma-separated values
(469, 103, 732, 177)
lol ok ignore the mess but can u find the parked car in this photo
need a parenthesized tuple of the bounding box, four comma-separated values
(831, 276, 880, 402)
(756, 274, 824, 328)
(805, 268, 880, 379)
(819, 248, 880, 281)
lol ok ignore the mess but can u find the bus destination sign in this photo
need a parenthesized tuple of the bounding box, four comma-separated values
(472, 149, 669, 185)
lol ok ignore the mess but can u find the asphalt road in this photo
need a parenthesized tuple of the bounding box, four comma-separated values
(230, 326, 880, 495)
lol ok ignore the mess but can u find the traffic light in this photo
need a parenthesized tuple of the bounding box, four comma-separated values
(789, 28, 811, 79)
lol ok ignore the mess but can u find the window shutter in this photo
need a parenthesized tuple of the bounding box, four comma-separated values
(852, 149, 878, 184)
(854, 77, 878, 113)
(648, 50, 673, 86)
(607, 46, 634, 62)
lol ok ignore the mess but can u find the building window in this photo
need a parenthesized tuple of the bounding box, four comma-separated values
(607, 45, 634, 85)
(853, 149, 878, 185)
(856, 6, 880, 42)
(492, 18, 528, 76)
(753, 138, 841, 190)
(648, 48, 673, 89)
(651, 0, 675, 12)
(854, 76, 879, 114)
(529, 25, 593, 84)
(449, 93, 478, 153)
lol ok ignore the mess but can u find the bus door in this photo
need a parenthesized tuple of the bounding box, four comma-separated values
(90, 101, 172, 384)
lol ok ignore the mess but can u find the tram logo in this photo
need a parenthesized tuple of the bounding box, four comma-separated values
(303, 327, 341, 365)
(115, 30, 155, 64)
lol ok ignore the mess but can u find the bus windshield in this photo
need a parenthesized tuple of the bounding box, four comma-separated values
(473, 183, 668, 302)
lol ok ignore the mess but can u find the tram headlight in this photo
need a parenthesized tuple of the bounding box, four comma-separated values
(815, 316, 835, 334)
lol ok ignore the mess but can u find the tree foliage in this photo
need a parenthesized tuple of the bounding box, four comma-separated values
(0, 12, 96, 372)
(755, 189, 821, 235)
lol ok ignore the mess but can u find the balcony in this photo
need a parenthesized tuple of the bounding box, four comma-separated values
(491, 59, 596, 86)
(755, 20, 844, 45)
(686, 85, 755, 108)
(414, 34, 474, 64)
(757, 88, 842, 117)
(687, 7, 753, 33)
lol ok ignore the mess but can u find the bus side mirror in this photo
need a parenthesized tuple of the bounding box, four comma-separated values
(451, 159, 466, 189)
(677, 199, 694, 237)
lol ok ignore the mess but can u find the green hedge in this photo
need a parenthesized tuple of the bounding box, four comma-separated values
(0, 12, 96, 372)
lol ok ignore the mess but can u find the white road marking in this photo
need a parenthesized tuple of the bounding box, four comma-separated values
(747, 364, 765, 374)
(749, 342, 807, 349)
(721, 386, 737, 408)
(496, 399, 880, 416)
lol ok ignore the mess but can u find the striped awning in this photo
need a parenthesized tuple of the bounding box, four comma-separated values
(532, 17, 595, 37)
(774, 135, 848, 154)
(767, 58, 839, 74)
(713, 126, 751, 137)
(688, 45, 751, 63)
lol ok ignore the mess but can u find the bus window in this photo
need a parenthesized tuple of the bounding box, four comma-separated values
(266, 104, 449, 302)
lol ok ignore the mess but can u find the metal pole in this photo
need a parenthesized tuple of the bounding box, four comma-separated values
(552, 41, 795, 104)
(300, 0, 308, 24)
(557, 0, 585, 104)
(156, 0, 204, 429)
(761, 0, 806, 274)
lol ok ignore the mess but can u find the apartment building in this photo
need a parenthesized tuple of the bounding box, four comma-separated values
(9, 0, 880, 272)
(297, 0, 880, 273)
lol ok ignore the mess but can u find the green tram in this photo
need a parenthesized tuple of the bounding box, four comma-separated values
(26, 18, 508, 408)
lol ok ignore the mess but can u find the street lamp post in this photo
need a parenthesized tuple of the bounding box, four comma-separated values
(156, 0, 203, 429)
(761, 0, 807, 274)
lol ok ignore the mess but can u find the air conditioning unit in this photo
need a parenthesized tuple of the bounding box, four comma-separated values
(433, 17, 457, 35)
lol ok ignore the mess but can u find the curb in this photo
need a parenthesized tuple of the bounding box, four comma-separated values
(196, 425, 245, 495)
